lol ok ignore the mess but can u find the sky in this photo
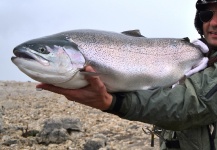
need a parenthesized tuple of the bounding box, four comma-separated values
(1, 0, 199, 81)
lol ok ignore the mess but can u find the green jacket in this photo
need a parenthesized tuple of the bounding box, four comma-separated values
(106, 51, 217, 149)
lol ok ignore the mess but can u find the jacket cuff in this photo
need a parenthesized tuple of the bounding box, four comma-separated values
(103, 93, 128, 117)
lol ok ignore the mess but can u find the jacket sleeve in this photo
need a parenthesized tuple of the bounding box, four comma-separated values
(105, 63, 217, 131)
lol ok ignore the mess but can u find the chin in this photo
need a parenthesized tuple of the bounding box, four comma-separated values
(206, 38, 217, 48)
(209, 42, 217, 48)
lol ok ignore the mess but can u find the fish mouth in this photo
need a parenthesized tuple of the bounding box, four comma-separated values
(12, 48, 49, 66)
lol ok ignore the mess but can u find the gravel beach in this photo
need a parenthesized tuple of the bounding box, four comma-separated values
(0, 81, 159, 150)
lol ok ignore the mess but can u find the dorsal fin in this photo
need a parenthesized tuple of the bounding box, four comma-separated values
(121, 30, 145, 37)
(181, 37, 190, 42)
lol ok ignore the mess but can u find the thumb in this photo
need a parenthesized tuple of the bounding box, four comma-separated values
(85, 65, 96, 73)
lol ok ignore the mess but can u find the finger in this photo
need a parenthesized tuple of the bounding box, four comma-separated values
(84, 66, 105, 89)
(36, 83, 77, 96)
(85, 65, 95, 72)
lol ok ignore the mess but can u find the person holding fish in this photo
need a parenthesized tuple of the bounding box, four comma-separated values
(36, 0, 217, 149)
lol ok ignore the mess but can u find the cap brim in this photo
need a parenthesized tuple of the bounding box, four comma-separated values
(196, 2, 217, 10)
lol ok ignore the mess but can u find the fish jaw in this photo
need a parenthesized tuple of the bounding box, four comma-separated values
(11, 44, 86, 86)
(13, 47, 50, 65)
(11, 47, 52, 81)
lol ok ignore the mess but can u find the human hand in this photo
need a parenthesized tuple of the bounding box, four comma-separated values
(191, 39, 209, 53)
(185, 39, 209, 77)
(36, 66, 113, 110)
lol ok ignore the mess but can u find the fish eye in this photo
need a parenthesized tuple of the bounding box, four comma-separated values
(39, 47, 46, 53)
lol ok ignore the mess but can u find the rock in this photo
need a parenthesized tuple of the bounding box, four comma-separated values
(61, 117, 82, 133)
(2, 139, 19, 146)
(0, 122, 4, 133)
(0, 108, 4, 133)
(83, 134, 107, 150)
(83, 138, 106, 150)
(38, 128, 69, 145)
(36, 117, 82, 145)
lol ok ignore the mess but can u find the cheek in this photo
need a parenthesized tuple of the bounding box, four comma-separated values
(203, 23, 209, 37)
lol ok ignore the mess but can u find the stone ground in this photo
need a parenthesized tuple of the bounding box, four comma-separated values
(0, 81, 159, 150)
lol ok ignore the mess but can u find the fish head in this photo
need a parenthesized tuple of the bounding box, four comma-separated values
(11, 36, 86, 85)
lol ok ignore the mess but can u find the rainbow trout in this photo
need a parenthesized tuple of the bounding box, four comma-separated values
(11, 29, 205, 92)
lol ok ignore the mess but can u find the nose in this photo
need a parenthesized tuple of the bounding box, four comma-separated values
(210, 12, 217, 25)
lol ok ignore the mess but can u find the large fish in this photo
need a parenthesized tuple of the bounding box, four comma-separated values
(11, 29, 206, 92)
